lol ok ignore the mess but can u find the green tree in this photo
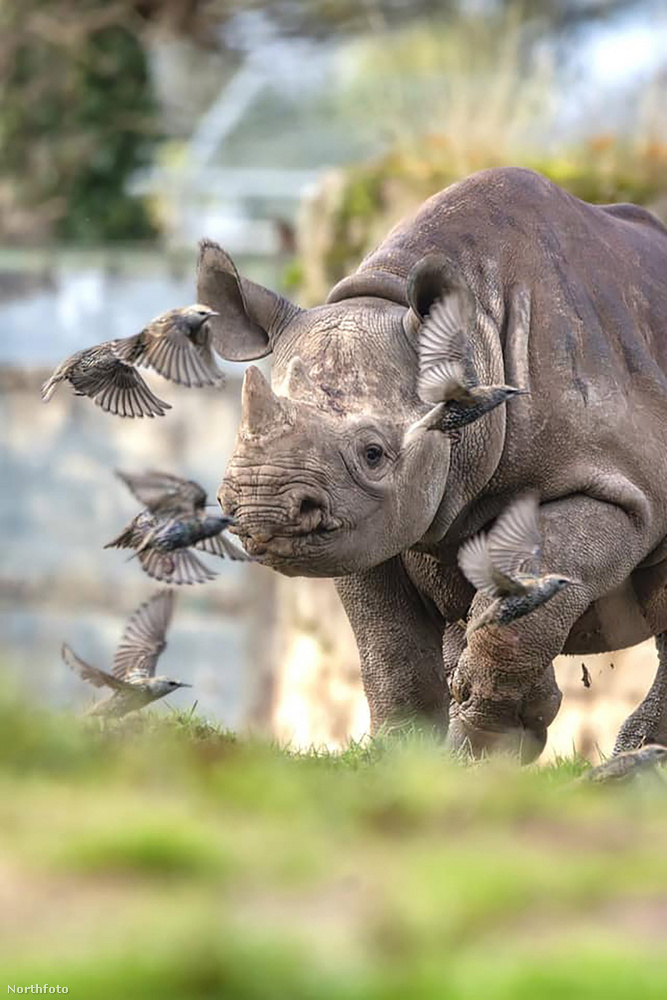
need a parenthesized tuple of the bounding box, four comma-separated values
(0, 2, 159, 243)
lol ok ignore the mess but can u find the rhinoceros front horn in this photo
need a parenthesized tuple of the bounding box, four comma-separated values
(240, 365, 289, 439)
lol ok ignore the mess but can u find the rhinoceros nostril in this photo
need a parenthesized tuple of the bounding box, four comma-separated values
(296, 494, 326, 533)
(299, 496, 321, 518)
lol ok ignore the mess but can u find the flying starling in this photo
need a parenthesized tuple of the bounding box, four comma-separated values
(413, 291, 527, 432)
(583, 744, 667, 784)
(458, 493, 573, 636)
(115, 469, 210, 519)
(41, 345, 171, 418)
(106, 470, 251, 585)
(113, 304, 223, 388)
(62, 589, 190, 718)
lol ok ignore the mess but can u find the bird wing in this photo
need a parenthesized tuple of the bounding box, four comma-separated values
(103, 513, 147, 551)
(457, 534, 517, 597)
(62, 643, 130, 690)
(41, 374, 62, 402)
(41, 352, 84, 402)
(487, 493, 543, 579)
(112, 589, 175, 681)
(116, 469, 207, 517)
(130, 318, 224, 388)
(138, 546, 218, 586)
(417, 290, 477, 405)
(194, 533, 253, 561)
(69, 358, 171, 418)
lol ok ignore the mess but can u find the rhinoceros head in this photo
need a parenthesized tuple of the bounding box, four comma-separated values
(198, 240, 494, 577)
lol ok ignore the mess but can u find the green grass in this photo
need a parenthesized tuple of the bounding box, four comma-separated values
(1, 697, 667, 998)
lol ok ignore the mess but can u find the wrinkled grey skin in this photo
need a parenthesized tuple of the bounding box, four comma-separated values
(198, 168, 667, 761)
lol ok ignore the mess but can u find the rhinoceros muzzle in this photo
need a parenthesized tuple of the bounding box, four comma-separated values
(219, 364, 348, 564)
(220, 478, 341, 544)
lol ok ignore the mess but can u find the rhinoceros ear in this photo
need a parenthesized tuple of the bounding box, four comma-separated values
(406, 254, 475, 321)
(196, 239, 302, 361)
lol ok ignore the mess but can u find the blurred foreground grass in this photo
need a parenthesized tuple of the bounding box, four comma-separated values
(1, 697, 667, 998)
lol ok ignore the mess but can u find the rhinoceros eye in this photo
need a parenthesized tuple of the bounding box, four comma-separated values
(364, 444, 384, 468)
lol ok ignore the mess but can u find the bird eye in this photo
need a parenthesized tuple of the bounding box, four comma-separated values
(364, 444, 384, 468)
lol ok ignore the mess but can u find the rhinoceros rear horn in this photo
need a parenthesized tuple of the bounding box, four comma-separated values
(407, 254, 476, 325)
(196, 239, 302, 362)
(282, 356, 317, 401)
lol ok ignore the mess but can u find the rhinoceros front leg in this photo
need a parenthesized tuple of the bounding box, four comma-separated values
(613, 632, 667, 752)
(447, 493, 650, 762)
(335, 557, 448, 734)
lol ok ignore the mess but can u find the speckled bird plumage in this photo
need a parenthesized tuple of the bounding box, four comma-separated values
(458, 493, 573, 636)
(584, 744, 667, 783)
(41, 344, 171, 418)
(62, 590, 189, 718)
(113, 304, 223, 388)
(415, 291, 526, 431)
(105, 470, 251, 585)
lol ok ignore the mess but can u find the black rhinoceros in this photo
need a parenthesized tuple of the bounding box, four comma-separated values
(197, 167, 667, 761)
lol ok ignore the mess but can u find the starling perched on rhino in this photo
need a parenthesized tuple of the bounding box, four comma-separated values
(62, 590, 190, 718)
(41, 304, 222, 417)
(408, 270, 528, 438)
(199, 165, 667, 763)
(458, 493, 573, 636)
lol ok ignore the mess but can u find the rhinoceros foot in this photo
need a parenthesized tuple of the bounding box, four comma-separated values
(447, 706, 547, 764)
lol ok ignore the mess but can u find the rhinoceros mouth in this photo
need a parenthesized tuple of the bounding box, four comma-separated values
(239, 522, 342, 561)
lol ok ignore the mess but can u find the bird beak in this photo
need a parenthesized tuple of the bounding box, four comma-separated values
(179, 683, 193, 688)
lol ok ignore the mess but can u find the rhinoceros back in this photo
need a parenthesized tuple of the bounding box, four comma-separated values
(327, 167, 667, 373)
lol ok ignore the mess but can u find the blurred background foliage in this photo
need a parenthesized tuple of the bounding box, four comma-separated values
(0, 1, 160, 243)
(0, 0, 665, 247)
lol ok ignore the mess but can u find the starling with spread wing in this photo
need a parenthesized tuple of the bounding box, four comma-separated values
(409, 291, 526, 436)
(106, 470, 251, 585)
(41, 345, 171, 418)
(458, 493, 573, 636)
(62, 590, 189, 717)
(113, 304, 223, 388)
(105, 510, 221, 585)
(115, 469, 209, 518)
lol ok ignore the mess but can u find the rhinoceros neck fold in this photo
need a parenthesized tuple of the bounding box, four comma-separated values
(420, 307, 511, 544)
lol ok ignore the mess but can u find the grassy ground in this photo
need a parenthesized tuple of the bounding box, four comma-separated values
(1, 698, 667, 998)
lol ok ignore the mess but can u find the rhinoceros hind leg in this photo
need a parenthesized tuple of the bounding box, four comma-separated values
(613, 632, 667, 753)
